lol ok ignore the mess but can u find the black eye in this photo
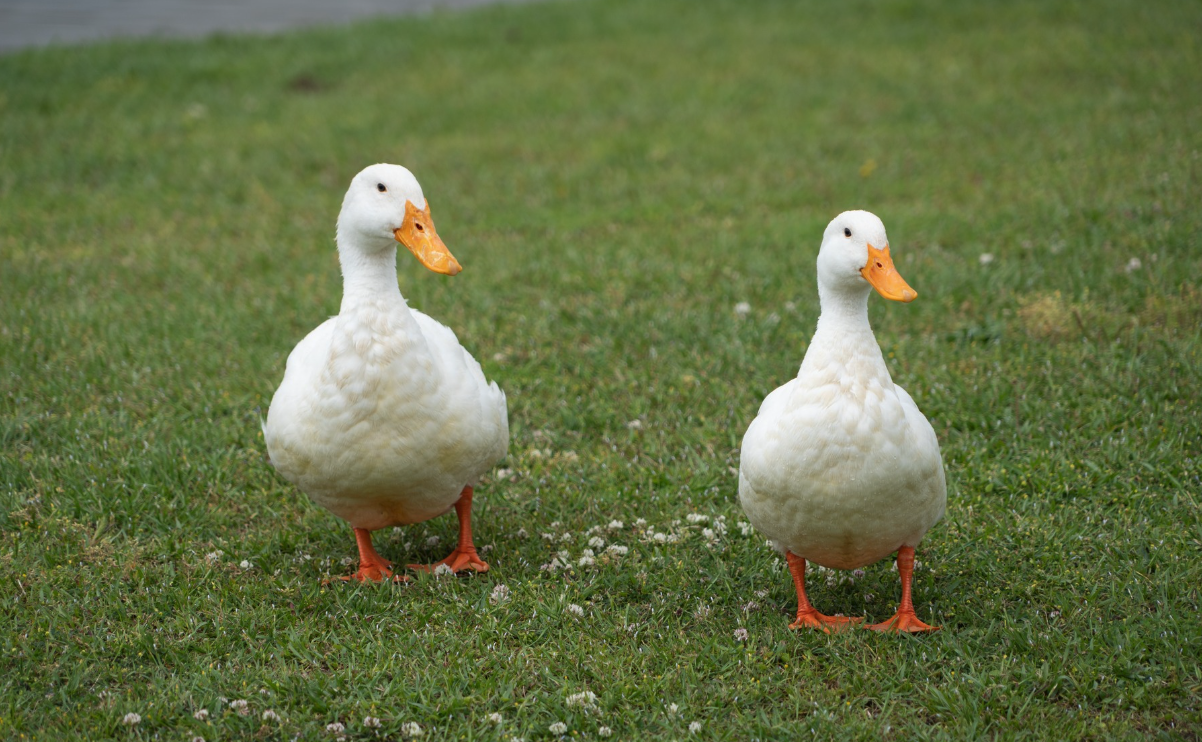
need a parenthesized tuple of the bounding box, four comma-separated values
(377, 183, 387, 192)
(844, 227, 852, 237)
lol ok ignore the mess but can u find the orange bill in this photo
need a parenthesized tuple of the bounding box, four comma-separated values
(861, 243, 916, 302)
(394, 200, 461, 276)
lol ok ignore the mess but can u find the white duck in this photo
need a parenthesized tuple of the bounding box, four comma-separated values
(739, 210, 945, 632)
(264, 163, 508, 582)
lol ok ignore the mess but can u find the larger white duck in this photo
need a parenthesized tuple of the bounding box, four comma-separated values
(264, 163, 508, 582)
(739, 210, 945, 632)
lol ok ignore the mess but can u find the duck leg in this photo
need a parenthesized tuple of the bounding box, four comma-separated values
(409, 486, 489, 574)
(340, 527, 407, 583)
(786, 552, 863, 632)
(866, 546, 939, 632)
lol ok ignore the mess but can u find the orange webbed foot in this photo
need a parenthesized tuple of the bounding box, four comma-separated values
(865, 609, 939, 633)
(789, 608, 865, 633)
(321, 528, 410, 585)
(408, 546, 489, 574)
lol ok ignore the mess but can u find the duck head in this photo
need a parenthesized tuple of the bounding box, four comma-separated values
(336, 163, 461, 276)
(817, 210, 915, 302)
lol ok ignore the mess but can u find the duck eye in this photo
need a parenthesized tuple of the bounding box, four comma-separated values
(377, 183, 387, 192)
(844, 227, 852, 237)
(415, 223, 424, 232)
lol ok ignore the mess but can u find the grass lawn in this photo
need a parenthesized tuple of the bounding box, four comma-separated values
(2, 0, 1201, 738)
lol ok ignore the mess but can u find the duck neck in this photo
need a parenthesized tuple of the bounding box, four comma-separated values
(337, 237, 405, 312)
(803, 282, 890, 381)
(814, 282, 873, 339)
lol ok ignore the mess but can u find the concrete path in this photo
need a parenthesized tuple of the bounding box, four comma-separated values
(0, 0, 526, 54)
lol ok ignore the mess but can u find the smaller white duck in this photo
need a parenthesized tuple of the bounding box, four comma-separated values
(739, 210, 945, 632)
(264, 163, 508, 582)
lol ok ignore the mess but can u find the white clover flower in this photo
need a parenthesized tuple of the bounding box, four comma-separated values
(341, 556, 355, 567)
(694, 604, 711, 619)
(229, 699, 250, 716)
(566, 691, 599, 711)
(865, 593, 875, 603)
(586, 525, 603, 536)
(557, 550, 571, 560)
(686, 513, 709, 524)
(734, 301, 752, 316)
(516, 527, 528, 538)
(588, 536, 605, 549)
(489, 584, 511, 605)
(364, 716, 381, 728)
(426, 536, 440, 547)
(1126, 257, 1142, 273)
(193, 708, 209, 720)
(263, 710, 280, 722)
(326, 722, 346, 734)
(566, 603, 585, 617)
(735, 627, 749, 641)
(559, 532, 573, 542)
(599, 727, 613, 737)
(606, 544, 628, 556)
(400, 721, 423, 737)
(191, 736, 206, 742)
(549, 721, 568, 734)
(667, 703, 679, 715)
(979, 253, 995, 265)
(433, 563, 454, 577)
(578, 553, 595, 567)
(634, 518, 648, 528)
(205, 550, 223, 563)
(666, 533, 680, 543)
(541, 532, 556, 541)
(122, 712, 141, 725)
(496, 468, 513, 480)
(690, 721, 702, 733)
(742, 600, 759, 613)
(852, 569, 866, 578)
(702, 528, 716, 540)
(652, 532, 668, 543)
(487, 712, 503, 725)
(626, 419, 643, 430)
(754, 589, 769, 598)
(607, 520, 624, 530)
(239, 560, 253, 570)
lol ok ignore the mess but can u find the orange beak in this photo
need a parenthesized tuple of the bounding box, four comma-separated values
(395, 200, 461, 276)
(861, 243, 917, 302)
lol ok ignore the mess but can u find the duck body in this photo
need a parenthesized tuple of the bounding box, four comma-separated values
(264, 163, 506, 580)
(738, 210, 945, 631)
(739, 309, 945, 569)
(266, 301, 507, 531)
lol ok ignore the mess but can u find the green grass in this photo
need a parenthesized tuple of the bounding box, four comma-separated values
(2, 0, 1201, 738)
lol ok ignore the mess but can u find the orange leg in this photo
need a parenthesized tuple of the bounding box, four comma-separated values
(866, 546, 939, 633)
(408, 486, 489, 574)
(786, 552, 863, 632)
(335, 527, 408, 583)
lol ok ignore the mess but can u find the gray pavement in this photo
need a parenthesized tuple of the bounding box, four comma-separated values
(0, 0, 526, 54)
